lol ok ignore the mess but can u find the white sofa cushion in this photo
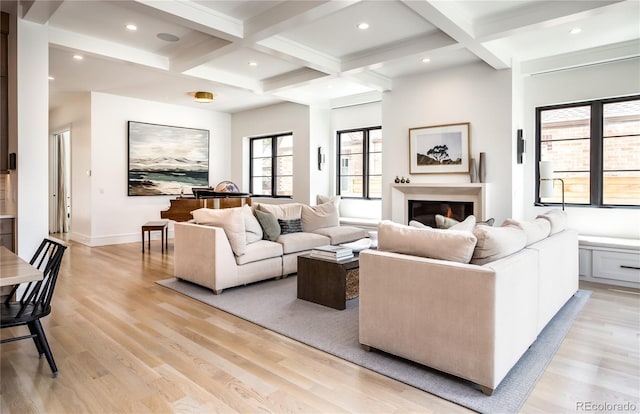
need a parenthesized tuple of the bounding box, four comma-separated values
(377, 220, 477, 264)
(243, 205, 263, 244)
(235, 240, 283, 265)
(192, 207, 246, 256)
(410, 215, 476, 231)
(536, 209, 568, 235)
(277, 232, 330, 254)
(256, 202, 302, 220)
(471, 225, 526, 265)
(312, 225, 368, 245)
(502, 218, 550, 246)
(301, 202, 339, 232)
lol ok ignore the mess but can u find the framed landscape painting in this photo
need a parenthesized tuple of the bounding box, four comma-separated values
(128, 121, 209, 196)
(409, 122, 470, 174)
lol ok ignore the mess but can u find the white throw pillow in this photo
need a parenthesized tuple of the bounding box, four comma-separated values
(243, 205, 263, 244)
(501, 218, 550, 246)
(409, 220, 430, 228)
(536, 209, 568, 235)
(471, 225, 526, 265)
(191, 207, 246, 256)
(256, 202, 302, 220)
(316, 194, 341, 210)
(410, 216, 475, 232)
(377, 220, 477, 264)
(301, 202, 340, 232)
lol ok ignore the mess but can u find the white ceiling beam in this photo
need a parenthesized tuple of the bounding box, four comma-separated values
(256, 35, 342, 74)
(521, 39, 640, 75)
(475, 0, 626, 41)
(182, 66, 261, 93)
(48, 27, 169, 70)
(21, 0, 63, 23)
(261, 68, 331, 94)
(244, 0, 359, 42)
(403, 0, 510, 70)
(341, 70, 392, 92)
(342, 32, 458, 72)
(133, 0, 243, 42)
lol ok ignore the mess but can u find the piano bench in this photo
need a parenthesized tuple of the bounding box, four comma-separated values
(141, 220, 169, 253)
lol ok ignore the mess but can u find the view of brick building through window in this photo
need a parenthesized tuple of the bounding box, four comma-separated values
(539, 98, 639, 206)
(250, 134, 293, 197)
(338, 127, 382, 199)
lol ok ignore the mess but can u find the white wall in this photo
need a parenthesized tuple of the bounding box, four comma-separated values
(522, 58, 640, 239)
(16, 19, 48, 258)
(231, 102, 311, 204)
(331, 101, 382, 219)
(381, 62, 513, 224)
(50, 92, 231, 246)
(50, 92, 92, 243)
(309, 105, 332, 204)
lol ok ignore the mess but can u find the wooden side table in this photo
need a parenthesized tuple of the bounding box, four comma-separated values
(297, 254, 360, 310)
(141, 220, 169, 253)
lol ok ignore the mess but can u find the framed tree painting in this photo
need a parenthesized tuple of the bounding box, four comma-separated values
(128, 121, 209, 196)
(409, 122, 470, 174)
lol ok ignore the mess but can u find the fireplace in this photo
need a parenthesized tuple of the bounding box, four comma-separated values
(408, 200, 474, 227)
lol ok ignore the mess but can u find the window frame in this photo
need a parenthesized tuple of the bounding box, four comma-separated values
(336, 126, 382, 200)
(535, 94, 640, 209)
(249, 133, 293, 198)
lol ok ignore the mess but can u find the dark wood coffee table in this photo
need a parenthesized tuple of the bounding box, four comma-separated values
(297, 254, 359, 310)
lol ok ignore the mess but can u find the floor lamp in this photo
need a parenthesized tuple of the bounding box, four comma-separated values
(539, 161, 565, 210)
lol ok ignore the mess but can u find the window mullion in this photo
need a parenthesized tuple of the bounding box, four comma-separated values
(363, 129, 369, 199)
(591, 103, 603, 206)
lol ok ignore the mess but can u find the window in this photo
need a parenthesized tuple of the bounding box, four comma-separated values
(337, 126, 382, 199)
(249, 133, 293, 197)
(536, 95, 640, 208)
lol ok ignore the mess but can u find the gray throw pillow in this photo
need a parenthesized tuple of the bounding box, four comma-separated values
(278, 218, 303, 234)
(254, 210, 281, 241)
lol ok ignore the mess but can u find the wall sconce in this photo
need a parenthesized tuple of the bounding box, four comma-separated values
(194, 91, 214, 103)
(317, 147, 325, 171)
(516, 129, 525, 164)
(539, 161, 565, 210)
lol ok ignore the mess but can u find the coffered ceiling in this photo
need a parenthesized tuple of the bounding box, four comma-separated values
(6, 0, 640, 112)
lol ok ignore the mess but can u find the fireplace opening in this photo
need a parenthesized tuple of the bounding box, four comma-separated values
(408, 200, 474, 227)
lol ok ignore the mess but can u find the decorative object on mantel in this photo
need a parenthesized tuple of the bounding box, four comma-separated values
(395, 176, 400, 183)
(478, 152, 486, 183)
(469, 158, 478, 183)
(400, 177, 406, 183)
(409, 123, 470, 174)
(406, 177, 410, 183)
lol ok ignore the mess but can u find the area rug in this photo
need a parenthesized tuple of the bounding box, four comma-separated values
(157, 276, 591, 413)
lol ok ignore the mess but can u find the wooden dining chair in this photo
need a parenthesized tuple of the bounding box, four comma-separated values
(1, 238, 67, 377)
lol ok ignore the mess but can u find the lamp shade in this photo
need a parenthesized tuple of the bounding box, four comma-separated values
(194, 91, 214, 103)
(539, 161, 554, 179)
(539, 180, 554, 198)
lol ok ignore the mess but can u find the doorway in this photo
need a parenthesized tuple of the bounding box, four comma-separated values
(49, 130, 71, 234)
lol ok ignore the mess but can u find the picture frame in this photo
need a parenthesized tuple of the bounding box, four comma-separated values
(128, 121, 210, 196)
(409, 122, 470, 174)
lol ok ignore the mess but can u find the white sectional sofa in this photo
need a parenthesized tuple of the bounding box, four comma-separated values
(174, 202, 367, 294)
(358, 210, 579, 395)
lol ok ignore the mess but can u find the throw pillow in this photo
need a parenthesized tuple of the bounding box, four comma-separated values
(256, 202, 302, 220)
(377, 220, 477, 264)
(477, 218, 495, 226)
(278, 218, 303, 234)
(536, 209, 568, 235)
(409, 220, 430, 228)
(470, 225, 526, 265)
(242, 205, 263, 244)
(434, 214, 459, 229)
(254, 209, 281, 241)
(501, 218, 550, 246)
(301, 202, 339, 232)
(191, 207, 246, 256)
(450, 215, 476, 232)
(316, 194, 341, 210)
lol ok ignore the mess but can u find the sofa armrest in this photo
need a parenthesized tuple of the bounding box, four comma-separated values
(359, 248, 539, 390)
(174, 222, 238, 292)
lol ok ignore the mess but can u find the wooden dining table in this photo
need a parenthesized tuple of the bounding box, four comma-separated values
(0, 246, 42, 287)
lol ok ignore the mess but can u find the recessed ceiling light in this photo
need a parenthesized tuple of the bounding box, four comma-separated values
(126, 24, 137, 31)
(48, 76, 54, 81)
(421, 58, 431, 63)
(357, 22, 369, 30)
(157, 32, 180, 42)
(248, 61, 258, 66)
(73, 55, 83, 61)
(570, 27, 582, 35)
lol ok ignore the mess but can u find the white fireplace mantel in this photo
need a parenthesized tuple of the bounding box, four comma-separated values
(391, 183, 489, 224)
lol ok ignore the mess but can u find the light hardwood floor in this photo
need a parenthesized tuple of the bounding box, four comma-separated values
(1, 237, 639, 413)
